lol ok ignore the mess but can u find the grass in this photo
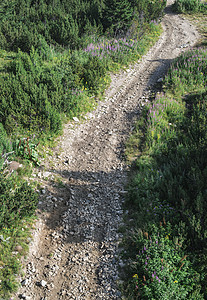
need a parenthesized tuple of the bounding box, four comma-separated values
(185, 11, 207, 46)
(122, 40, 207, 300)
(173, 0, 207, 46)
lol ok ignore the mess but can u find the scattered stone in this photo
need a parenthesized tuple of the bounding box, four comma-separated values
(180, 43, 188, 48)
(8, 161, 22, 171)
(43, 172, 51, 178)
(14, 245, 23, 252)
(19, 294, 29, 300)
(39, 280, 47, 287)
(21, 279, 29, 286)
(73, 117, 79, 122)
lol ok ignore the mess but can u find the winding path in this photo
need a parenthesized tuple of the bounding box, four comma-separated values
(17, 1, 199, 299)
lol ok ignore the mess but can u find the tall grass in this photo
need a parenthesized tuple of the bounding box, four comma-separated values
(122, 48, 207, 299)
(173, 0, 207, 13)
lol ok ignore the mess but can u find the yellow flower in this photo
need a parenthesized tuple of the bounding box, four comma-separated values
(133, 274, 138, 279)
(174, 280, 178, 283)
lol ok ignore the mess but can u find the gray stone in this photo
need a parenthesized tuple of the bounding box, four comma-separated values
(39, 279, 47, 287)
(73, 117, 79, 122)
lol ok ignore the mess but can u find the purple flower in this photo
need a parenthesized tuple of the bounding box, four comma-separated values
(152, 273, 154, 278)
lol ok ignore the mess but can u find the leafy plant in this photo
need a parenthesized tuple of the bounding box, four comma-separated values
(126, 224, 202, 299)
(12, 136, 39, 165)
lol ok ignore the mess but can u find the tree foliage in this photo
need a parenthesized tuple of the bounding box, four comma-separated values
(0, 0, 166, 51)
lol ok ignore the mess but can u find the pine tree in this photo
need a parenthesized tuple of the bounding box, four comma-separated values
(103, 0, 133, 35)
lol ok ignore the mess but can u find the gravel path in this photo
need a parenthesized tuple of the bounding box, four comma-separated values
(17, 2, 199, 299)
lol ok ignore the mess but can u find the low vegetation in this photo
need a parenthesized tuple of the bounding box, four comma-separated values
(0, 0, 166, 298)
(122, 3, 207, 297)
(173, 0, 206, 13)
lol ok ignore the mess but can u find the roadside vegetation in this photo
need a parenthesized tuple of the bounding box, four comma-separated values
(122, 2, 207, 299)
(0, 0, 166, 298)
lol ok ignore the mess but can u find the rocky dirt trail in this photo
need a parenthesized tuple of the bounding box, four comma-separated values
(16, 2, 200, 299)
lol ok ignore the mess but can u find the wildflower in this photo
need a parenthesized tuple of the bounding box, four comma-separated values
(133, 274, 138, 279)
(174, 280, 178, 283)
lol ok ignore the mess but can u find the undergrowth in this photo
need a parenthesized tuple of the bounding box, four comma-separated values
(173, 0, 207, 13)
(0, 21, 162, 138)
(123, 46, 207, 298)
(0, 0, 166, 298)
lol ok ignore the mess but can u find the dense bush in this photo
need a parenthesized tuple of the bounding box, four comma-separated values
(0, 0, 166, 52)
(0, 172, 38, 297)
(0, 23, 162, 136)
(0, 123, 12, 169)
(127, 224, 202, 299)
(0, 48, 107, 135)
(0, 175, 38, 228)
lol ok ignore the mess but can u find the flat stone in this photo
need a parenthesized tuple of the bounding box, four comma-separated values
(21, 279, 29, 286)
(14, 245, 23, 252)
(39, 279, 47, 287)
(8, 161, 22, 171)
(73, 117, 79, 122)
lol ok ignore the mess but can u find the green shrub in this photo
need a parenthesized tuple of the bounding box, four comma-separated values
(173, 0, 204, 13)
(0, 0, 166, 52)
(0, 175, 38, 229)
(164, 48, 207, 95)
(0, 172, 38, 298)
(83, 55, 106, 92)
(126, 223, 202, 299)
